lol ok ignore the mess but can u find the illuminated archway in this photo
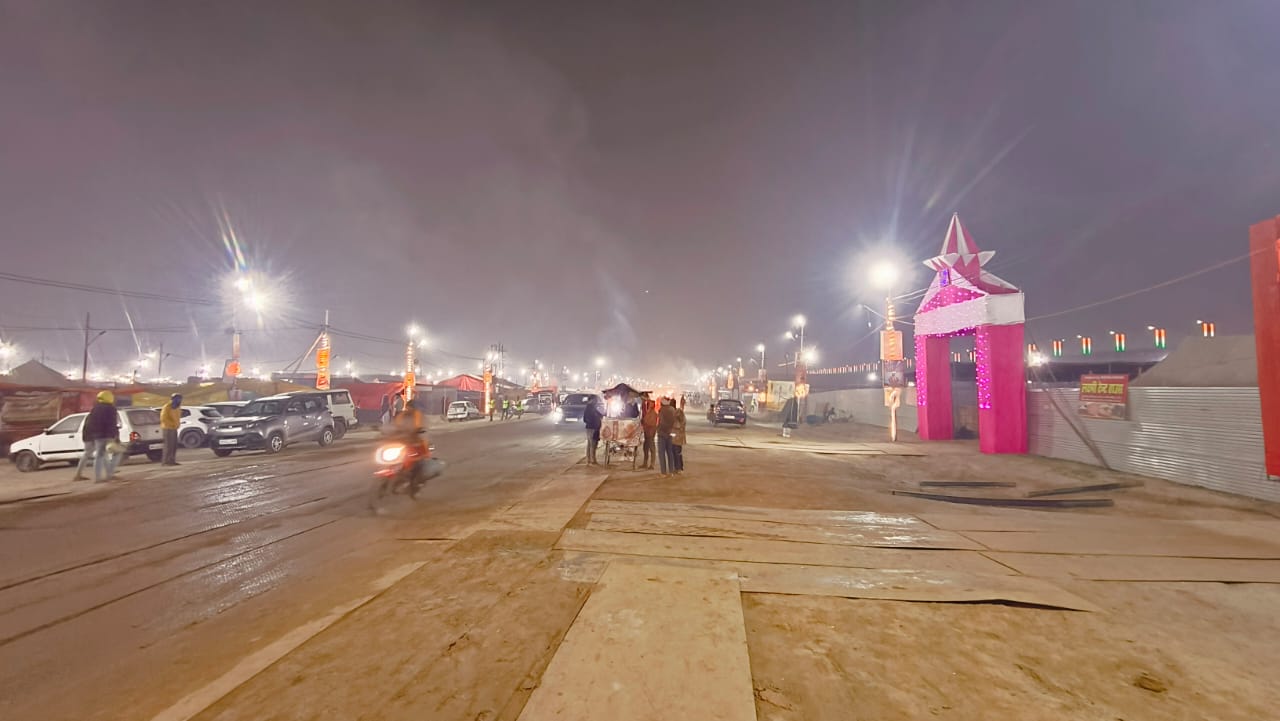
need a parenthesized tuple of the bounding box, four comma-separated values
(913, 215, 1027, 454)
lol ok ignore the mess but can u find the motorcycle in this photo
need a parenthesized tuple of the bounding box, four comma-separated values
(369, 436, 444, 512)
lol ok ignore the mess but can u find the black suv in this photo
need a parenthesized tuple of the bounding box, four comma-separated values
(555, 393, 601, 425)
(707, 399, 747, 426)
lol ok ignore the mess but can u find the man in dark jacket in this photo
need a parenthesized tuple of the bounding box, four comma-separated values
(640, 396, 659, 469)
(84, 391, 122, 482)
(657, 397, 677, 476)
(582, 396, 604, 465)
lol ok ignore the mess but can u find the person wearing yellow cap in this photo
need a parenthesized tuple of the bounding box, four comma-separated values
(83, 390, 122, 482)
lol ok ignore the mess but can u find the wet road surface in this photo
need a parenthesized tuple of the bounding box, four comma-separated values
(0, 416, 584, 721)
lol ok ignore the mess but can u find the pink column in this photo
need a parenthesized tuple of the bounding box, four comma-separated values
(976, 323, 1028, 453)
(915, 334, 953, 440)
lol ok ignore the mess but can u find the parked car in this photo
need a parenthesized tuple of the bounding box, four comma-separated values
(708, 399, 747, 426)
(279, 389, 358, 438)
(446, 401, 484, 422)
(206, 401, 249, 417)
(208, 394, 335, 456)
(526, 392, 555, 414)
(553, 393, 600, 425)
(8, 407, 164, 472)
(161, 405, 223, 449)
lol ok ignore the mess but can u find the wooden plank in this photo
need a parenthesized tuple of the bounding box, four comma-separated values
(585, 512, 983, 550)
(710, 442, 885, 455)
(960, 528, 1280, 559)
(1026, 481, 1142, 497)
(556, 528, 1012, 575)
(480, 471, 609, 533)
(988, 552, 1280, 583)
(517, 563, 757, 721)
(917, 512, 1100, 532)
(919, 481, 1017, 488)
(893, 490, 1114, 509)
(552, 552, 1100, 612)
(585, 500, 929, 530)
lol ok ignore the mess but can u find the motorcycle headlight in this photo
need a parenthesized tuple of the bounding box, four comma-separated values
(376, 444, 406, 464)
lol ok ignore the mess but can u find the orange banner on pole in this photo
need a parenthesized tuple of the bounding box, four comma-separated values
(316, 341, 331, 391)
(880, 329, 903, 361)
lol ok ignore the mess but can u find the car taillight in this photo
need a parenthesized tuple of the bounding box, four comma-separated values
(130, 431, 140, 442)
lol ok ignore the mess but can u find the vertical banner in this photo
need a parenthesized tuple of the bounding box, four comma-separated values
(483, 368, 493, 413)
(403, 342, 415, 401)
(315, 333, 331, 391)
(1250, 216, 1280, 477)
(880, 329, 904, 362)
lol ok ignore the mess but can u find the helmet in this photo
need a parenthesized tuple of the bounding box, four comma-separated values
(97, 390, 115, 404)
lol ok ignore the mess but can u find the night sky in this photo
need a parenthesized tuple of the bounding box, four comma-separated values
(2, 0, 1279, 384)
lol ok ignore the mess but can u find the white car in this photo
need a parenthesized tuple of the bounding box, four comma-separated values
(206, 401, 249, 418)
(164, 405, 224, 449)
(446, 401, 483, 422)
(8, 407, 164, 472)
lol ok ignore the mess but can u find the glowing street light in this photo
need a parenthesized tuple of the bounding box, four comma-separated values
(868, 260, 901, 292)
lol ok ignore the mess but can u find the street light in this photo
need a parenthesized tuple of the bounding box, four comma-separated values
(868, 261, 901, 293)
(869, 259, 906, 442)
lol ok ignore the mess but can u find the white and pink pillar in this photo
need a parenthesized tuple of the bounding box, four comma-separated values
(913, 215, 1028, 454)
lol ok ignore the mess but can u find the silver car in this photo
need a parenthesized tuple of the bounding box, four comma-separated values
(209, 394, 335, 456)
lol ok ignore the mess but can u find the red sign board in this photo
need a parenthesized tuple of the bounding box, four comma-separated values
(1078, 374, 1128, 420)
(1251, 216, 1280, 476)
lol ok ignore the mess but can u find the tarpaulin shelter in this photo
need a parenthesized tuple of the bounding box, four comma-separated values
(128, 379, 314, 408)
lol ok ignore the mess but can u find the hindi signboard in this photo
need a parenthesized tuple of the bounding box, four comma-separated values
(1079, 374, 1128, 420)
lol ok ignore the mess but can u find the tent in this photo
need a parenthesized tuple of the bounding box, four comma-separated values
(128, 378, 316, 408)
(4, 360, 83, 388)
(1133, 335, 1258, 387)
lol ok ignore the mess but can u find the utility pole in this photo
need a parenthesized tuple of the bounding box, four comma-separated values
(157, 341, 164, 378)
(82, 313, 90, 382)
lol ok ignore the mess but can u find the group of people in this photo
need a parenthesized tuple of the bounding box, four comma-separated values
(488, 397, 524, 421)
(583, 393, 687, 476)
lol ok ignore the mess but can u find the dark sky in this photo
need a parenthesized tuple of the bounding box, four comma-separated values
(2, 0, 1279, 384)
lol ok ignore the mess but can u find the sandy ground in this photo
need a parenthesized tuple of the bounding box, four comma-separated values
(590, 419, 1280, 720)
(3, 413, 1278, 720)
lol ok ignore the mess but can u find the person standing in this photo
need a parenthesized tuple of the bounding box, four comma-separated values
(672, 396, 687, 473)
(71, 415, 97, 481)
(640, 396, 659, 469)
(583, 395, 603, 465)
(85, 391, 122, 482)
(160, 393, 183, 466)
(657, 397, 677, 476)
(380, 395, 392, 428)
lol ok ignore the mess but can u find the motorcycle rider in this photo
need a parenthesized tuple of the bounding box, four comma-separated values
(392, 394, 430, 479)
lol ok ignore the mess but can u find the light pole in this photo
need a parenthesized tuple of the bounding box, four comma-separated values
(405, 325, 422, 401)
(594, 356, 605, 387)
(869, 260, 904, 441)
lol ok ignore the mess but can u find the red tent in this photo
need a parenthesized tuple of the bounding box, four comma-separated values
(434, 374, 487, 393)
